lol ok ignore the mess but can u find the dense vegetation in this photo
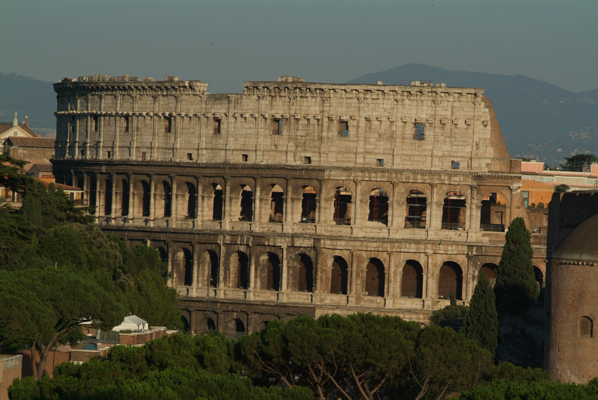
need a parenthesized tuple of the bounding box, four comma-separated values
(494, 217, 538, 316)
(9, 313, 557, 400)
(0, 155, 180, 380)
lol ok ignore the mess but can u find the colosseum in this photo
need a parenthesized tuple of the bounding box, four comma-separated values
(51, 74, 547, 335)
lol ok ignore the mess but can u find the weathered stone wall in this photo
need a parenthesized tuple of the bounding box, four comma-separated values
(52, 75, 546, 333)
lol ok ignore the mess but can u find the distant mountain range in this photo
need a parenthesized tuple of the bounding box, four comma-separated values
(1, 66, 597, 166)
(0, 72, 55, 135)
(348, 64, 598, 167)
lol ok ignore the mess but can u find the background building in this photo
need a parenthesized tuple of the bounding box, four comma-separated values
(51, 74, 546, 334)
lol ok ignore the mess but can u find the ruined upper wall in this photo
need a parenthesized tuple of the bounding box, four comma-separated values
(54, 75, 512, 174)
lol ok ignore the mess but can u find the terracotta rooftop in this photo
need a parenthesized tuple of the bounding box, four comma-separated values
(4, 137, 55, 148)
(0, 122, 37, 137)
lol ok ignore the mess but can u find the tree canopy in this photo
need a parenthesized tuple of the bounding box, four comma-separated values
(461, 272, 499, 355)
(561, 153, 597, 171)
(494, 217, 537, 316)
(0, 156, 180, 379)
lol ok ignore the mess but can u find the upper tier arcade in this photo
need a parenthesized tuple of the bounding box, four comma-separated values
(54, 75, 513, 174)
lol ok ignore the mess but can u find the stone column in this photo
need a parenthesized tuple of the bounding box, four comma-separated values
(253, 180, 260, 230)
(390, 181, 400, 235)
(128, 174, 135, 222)
(279, 245, 288, 301)
(194, 176, 202, 229)
(510, 182, 522, 224)
(283, 179, 293, 233)
(223, 180, 231, 230)
(170, 175, 177, 228)
(348, 250, 357, 305)
(149, 174, 155, 226)
(247, 245, 255, 300)
(469, 185, 481, 235)
(428, 183, 442, 231)
(110, 173, 117, 223)
(424, 252, 436, 310)
(385, 252, 394, 308)
(217, 240, 225, 298)
(316, 179, 324, 232)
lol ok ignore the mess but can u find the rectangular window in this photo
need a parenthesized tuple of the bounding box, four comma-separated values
(339, 121, 349, 137)
(164, 117, 172, 133)
(187, 153, 193, 160)
(521, 191, 529, 208)
(414, 124, 425, 140)
(93, 116, 98, 132)
(451, 161, 460, 169)
(123, 116, 130, 132)
(213, 118, 221, 134)
(242, 154, 248, 162)
(272, 119, 282, 135)
(107, 151, 111, 158)
(377, 159, 384, 167)
(304, 156, 311, 164)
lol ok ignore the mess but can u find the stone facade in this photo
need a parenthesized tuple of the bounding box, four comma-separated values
(546, 192, 598, 383)
(51, 75, 547, 335)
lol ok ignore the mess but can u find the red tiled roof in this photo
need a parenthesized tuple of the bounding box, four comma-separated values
(33, 178, 81, 192)
(0, 123, 37, 137)
(4, 137, 55, 148)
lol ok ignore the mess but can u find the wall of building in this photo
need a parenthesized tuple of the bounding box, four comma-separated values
(0, 355, 22, 400)
(52, 75, 546, 332)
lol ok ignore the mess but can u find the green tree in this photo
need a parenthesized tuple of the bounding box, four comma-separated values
(461, 272, 499, 355)
(561, 153, 597, 171)
(494, 217, 537, 316)
(408, 325, 492, 400)
(0, 268, 126, 380)
(429, 292, 469, 326)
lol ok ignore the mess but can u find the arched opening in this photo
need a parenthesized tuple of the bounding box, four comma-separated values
(104, 179, 112, 215)
(534, 266, 544, 289)
(480, 192, 507, 232)
(296, 254, 314, 292)
(157, 247, 167, 263)
(134, 180, 151, 217)
(162, 181, 172, 218)
(405, 190, 427, 229)
(269, 184, 284, 223)
(181, 315, 190, 332)
(206, 318, 216, 331)
(330, 256, 348, 295)
(257, 321, 270, 332)
(89, 177, 97, 214)
(186, 183, 197, 219)
(368, 189, 389, 225)
(174, 248, 193, 286)
(240, 186, 253, 221)
(121, 179, 129, 216)
(401, 260, 423, 298)
(301, 186, 317, 223)
(333, 187, 352, 225)
(579, 316, 593, 338)
(234, 318, 245, 333)
(442, 192, 466, 230)
(478, 263, 497, 286)
(212, 184, 223, 220)
(260, 252, 281, 291)
(365, 258, 385, 297)
(230, 251, 249, 289)
(438, 262, 463, 300)
(200, 250, 220, 288)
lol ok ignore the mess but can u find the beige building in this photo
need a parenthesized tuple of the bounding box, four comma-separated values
(51, 74, 546, 334)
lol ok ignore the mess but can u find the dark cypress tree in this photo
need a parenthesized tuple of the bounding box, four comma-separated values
(461, 272, 498, 354)
(494, 217, 537, 315)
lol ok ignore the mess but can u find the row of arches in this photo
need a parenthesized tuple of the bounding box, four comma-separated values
(171, 249, 546, 300)
(171, 249, 543, 299)
(88, 175, 509, 232)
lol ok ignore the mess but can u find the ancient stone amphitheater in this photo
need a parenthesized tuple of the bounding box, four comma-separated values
(51, 74, 546, 335)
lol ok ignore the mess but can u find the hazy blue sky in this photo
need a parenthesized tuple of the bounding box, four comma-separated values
(1, 0, 596, 93)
